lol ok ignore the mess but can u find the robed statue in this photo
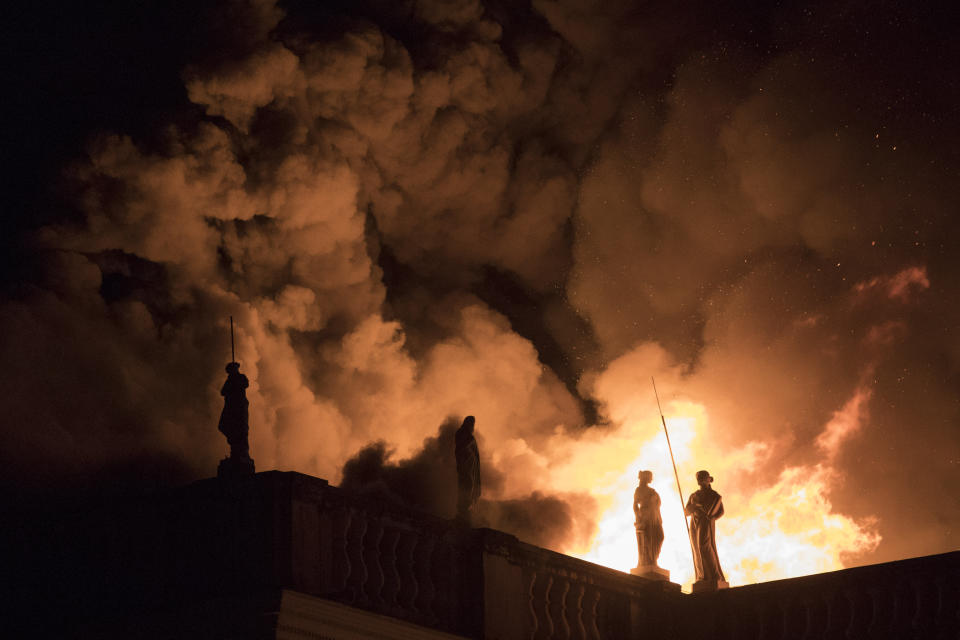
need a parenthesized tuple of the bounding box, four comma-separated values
(217, 361, 255, 477)
(685, 470, 727, 590)
(634, 470, 664, 568)
(455, 415, 481, 522)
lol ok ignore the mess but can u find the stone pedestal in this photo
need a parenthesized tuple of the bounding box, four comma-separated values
(218, 456, 255, 479)
(691, 578, 729, 593)
(631, 565, 670, 581)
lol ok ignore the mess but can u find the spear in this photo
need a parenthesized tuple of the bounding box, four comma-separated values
(230, 315, 235, 363)
(651, 376, 696, 567)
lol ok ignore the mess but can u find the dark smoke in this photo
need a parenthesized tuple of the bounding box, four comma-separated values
(341, 419, 461, 515)
(341, 417, 597, 550)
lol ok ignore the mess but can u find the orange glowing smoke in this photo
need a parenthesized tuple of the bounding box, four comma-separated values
(550, 395, 880, 591)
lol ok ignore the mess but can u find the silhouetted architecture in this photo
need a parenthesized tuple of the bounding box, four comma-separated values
(217, 361, 255, 477)
(7, 470, 959, 638)
(455, 415, 480, 522)
(685, 469, 728, 592)
(631, 469, 667, 581)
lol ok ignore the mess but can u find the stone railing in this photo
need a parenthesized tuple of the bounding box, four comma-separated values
(11, 470, 957, 639)
(233, 472, 960, 639)
(280, 472, 682, 638)
(285, 473, 481, 635)
(674, 551, 960, 640)
(476, 529, 680, 640)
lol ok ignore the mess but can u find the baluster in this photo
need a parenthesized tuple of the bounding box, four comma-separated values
(413, 532, 437, 625)
(759, 599, 784, 640)
(527, 571, 539, 640)
(846, 588, 873, 638)
(783, 595, 807, 640)
(557, 578, 572, 639)
(824, 589, 849, 640)
(933, 571, 960, 638)
(345, 513, 368, 605)
(734, 601, 762, 640)
(571, 582, 587, 640)
(431, 536, 453, 628)
(890, 581, 916, 637)
(541, 574, 556, 640)
(801, 593, 828, 640)
(444, 540, 462, 630)
(910, 574, 935, 639)
(714, 596, 733, 640)
(865, 585, 893, 639)
(586, 587, 601, 640)
(328, 508, 353, 597)
(396, 528, 419, 615)
(363, 517, 384, 609)
(380, 526, 401, 614)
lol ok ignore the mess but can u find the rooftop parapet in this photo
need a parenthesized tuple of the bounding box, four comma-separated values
(9, 470, 957, 639)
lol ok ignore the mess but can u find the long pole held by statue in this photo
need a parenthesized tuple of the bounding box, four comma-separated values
(651, 376, 697, 567)
(230, 315, 235, 363)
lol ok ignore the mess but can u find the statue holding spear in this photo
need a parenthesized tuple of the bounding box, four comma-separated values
(647, 377, 727, 592)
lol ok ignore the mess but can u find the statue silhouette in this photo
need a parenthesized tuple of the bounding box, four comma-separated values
(217, 361, 255, 477)
(685, 470, 727, 590)
(634, 470, 664, 569)
(455, 416, 480, 522)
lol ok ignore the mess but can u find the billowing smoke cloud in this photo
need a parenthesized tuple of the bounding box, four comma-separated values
(340, 417, 597, 550)
(2, 0, 957, 572)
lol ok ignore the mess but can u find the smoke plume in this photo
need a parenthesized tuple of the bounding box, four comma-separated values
(2, 0, 957, 575)
(340, 417, 597, 550)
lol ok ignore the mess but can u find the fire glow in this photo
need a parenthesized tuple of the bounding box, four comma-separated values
(557, 397, 881, 591)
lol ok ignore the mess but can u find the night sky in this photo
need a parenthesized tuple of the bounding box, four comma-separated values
(2, 0, 957, 577)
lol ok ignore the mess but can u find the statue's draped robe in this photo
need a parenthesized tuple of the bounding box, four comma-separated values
(634, 485, 664, 567)
(455, 427, 481, 518)
(218, 369, 250, 460)
(686, 488, 725, 582)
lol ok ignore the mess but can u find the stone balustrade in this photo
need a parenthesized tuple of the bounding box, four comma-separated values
(282, 471, 681, 638)
(675, 551, 959, 640)
(8, 470, 958, 639)
(476, 528, 680, 640)
(287, 473, 479, 635)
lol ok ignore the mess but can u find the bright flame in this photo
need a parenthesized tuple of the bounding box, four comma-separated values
(556, 397, 880, 591)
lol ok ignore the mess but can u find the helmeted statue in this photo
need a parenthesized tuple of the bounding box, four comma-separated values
(454, 415, 481, 522)
(217, 361, 255, 477)
(685, 470, 727, 591)
(634, 470, 664, 569)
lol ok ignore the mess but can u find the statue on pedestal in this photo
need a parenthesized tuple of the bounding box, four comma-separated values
(685, 470, 728, 591)
(455, 415, 480, 523)
(631, 470, 668, 581)
(217, 361, 255, 478)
